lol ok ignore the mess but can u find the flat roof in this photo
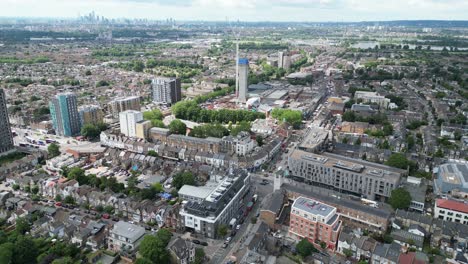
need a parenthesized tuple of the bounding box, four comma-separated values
(179, 185, 216, 200)
(289, 149, 404, 180)
(293, 196, 335, 217)
(112, 221, 145, 243)
(298, 126, 329, 151)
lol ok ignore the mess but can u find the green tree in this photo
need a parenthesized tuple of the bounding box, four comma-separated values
(139, 233, 170, 263)
(47, 143, 60, 158)
(52, 256, 75, 264)
(143, 109, 163, 121)
(230, 121, 251, 136)
(152, 183, 164, 193)
(343, 248, 353, 258)
(55, 194, 62, 202)
(256, 135, 264, 147)
(80, 124, 100, 139)
(217, 224, 228, 237)
(85, 70, 92, 76)
(296, 238, 316, 258)
(151, 119, 166, 128)
(15, 218, 30, 235)
(147, 150, 158, 157)
(0, 242, 14, 264)
(169, 119, 187, 135)
(385, 153, 416, 172)
(14, 235, 38, 264)
(271, 108, 302, 128)
(172, 171, 196, 190)
(64, 195, 75, 205)
(389, 188, 412, 209)
(193, 248, 205, 264)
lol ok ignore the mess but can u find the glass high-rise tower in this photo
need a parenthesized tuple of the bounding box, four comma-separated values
(49, 92, 81, 137)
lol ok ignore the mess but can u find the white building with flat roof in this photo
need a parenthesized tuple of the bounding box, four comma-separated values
(119, 110, 143, 138)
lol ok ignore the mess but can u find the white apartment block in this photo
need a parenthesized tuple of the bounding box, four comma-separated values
(119, 110, 143, 137)
(354, 91, 391, 109)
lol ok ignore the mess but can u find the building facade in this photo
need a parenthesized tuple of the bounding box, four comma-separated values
(288, 150, 404, 200)
(434, 199, 468, 224)
(180, 169, 251, 238)
(0, 89, 14, 155)
(109, 96, 141, 118)
(289, 196, 341, 251)
(119, 110, 143, 138)
(354, 91, 390, 109)
(49, 92, 81, 137)
(135, 120, 152, 139)
(79, 105, 103, 126)
(151, 77, 181, 105)
(238, 58, 249, 103)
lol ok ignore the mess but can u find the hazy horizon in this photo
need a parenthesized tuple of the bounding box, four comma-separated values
(0, 0, 467, 22)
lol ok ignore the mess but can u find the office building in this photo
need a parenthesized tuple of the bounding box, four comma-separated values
(119, 110, 143, 137)
(109, 96, 141, 118)
(151, 77, 181, 105)
(180, 169, 251, 238)
(289, 196, 341, 251)
(49, 93, 81, 137)
(288, 149, 404, 200)
(0, 89, 14, 155)
(238, 58, 249, 103)
(79, 105, 103, 126)
(135, 120, 152, 139)
(434, 199, 468, 224)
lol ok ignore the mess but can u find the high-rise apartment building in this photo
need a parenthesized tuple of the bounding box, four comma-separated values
(49, 92, 81, 137)
(119, 110, 143, 137)
(289, 196, 341, 251)
(151, 77, 181, 105)
(278, 51, 291, 70)
(238, 58, 249, 103)
(109, 96, 141, 118)
(0, 89, 14, 155)
(79, 105, 103, 126)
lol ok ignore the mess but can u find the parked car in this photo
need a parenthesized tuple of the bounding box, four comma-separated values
(102, 213, 110, 219)
(222, 243, 228, 248)
(236, 224, 241, 230)
(225, 236, 232, 243)
(200, 241, 208, 246)
(192, 240, 201, 244)
(55, 202, 62, 207)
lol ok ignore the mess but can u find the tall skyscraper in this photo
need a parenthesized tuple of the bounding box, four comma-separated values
(278, 51, 291, 70)
(0, 89, 14, 155)
(49, 92, 81, 137)
(119, 110, 143, 137)
(151, 77, 181, 105)
(238, 58, 249, 103)
(79, 105, 103, 126)
(109, 96, 141, 119)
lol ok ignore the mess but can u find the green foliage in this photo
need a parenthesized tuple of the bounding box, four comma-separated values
(271, 108, 302, 128)
(389, 188, 412, 210)
(151, 119, 166, 128)
(189, 123, 229, 138)
(385, 153, 417, 173)
(143, 109, 163, 121)
(64, 195, 75, 205)
(296, 238, 317, 258)
(172, 171, 195, 190)
(239, 42, 288, 50)
(0, 152, 27, 166)
(4, 77, 34, 87)
(15, 218, 31, 235)
(85, 70, 92, 76)
(172, 100, 264, 124)
(406, 120, 428, 130)
(230, 121, 251, 136)
(138, 230, 172, 264)
(96, 80, 110, 87)
(168, 119, 187, 135)
(217, 224, 228, 237)
(147, 150, 158, 157)
(193, 248, 205, 264)
(81, 123, 107, 139)
(0, 56, 50, 64)
(256, 135, 264, 147)
(47, 143, 60, 158)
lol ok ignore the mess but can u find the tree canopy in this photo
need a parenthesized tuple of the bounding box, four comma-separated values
(172, 171, 196, 190)
(271, 108, 302, 128)
(389, 188, 412, 210)
(296, 238, 317, 258)
(138, 229, 172, 264)
(385, 153, 417, 173)
(47, 143, 60, 158)
(168, 119, 187, 135)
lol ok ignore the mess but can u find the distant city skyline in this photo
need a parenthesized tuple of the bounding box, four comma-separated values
(0, 0, 467, 22)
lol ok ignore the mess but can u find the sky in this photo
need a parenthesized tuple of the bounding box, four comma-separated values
(0, 0, 467, 22)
